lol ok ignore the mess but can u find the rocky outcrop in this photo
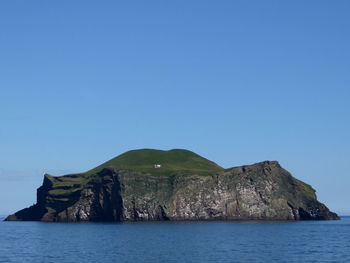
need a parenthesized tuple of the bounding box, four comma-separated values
(5, 161, 339, 222)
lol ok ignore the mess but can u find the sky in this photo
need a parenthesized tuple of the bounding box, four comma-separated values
(0, 0, 349, 215)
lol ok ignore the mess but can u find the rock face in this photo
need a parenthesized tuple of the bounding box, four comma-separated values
(5, 149, 339, 222)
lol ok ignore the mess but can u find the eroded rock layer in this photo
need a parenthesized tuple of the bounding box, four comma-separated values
(6, 161, 339, 222)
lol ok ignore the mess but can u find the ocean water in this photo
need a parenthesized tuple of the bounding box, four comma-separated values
(0, 216, 349, 263)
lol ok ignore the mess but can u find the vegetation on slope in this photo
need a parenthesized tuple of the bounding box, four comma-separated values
(44, 149, 224, 199)
(86, 149, 224, 176)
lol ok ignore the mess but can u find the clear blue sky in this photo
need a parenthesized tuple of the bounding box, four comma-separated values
(0, 0, 349, 215)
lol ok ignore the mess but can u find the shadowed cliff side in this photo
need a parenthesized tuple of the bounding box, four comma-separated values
(5, 149, 339, 222)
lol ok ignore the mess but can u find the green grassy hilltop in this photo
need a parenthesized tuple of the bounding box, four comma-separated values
(86, 149, 224, 176)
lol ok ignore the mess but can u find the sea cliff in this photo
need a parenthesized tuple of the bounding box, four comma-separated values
(6, 149, 339, 222)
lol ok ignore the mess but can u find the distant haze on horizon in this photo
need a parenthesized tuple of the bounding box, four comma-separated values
(0, 0, 349, 216)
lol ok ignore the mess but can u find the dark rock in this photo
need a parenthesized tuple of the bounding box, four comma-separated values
(5, 160, 339, 222)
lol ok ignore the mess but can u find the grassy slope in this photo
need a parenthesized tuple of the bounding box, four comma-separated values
(45, 149, 224, 197)
(86, 149, 224, 176)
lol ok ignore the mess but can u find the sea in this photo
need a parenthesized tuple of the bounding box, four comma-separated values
(0, 215, 349, 263)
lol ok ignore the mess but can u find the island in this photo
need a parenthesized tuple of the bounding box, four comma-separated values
(5, 149, 339, 222)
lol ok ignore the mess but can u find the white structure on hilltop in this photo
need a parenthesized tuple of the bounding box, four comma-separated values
(154, 164, 162, 168)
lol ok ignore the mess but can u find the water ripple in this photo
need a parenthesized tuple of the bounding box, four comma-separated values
(0, 217, 349, 263)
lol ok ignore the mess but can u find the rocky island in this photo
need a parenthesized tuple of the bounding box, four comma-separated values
(5, 149, 339, 222)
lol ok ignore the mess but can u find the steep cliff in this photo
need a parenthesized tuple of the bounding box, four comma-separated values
(5, 149, 339, 222)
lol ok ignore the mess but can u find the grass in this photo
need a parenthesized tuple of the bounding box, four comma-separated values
(48, 187, 83, 196)
(45, 149, 224, 198)
(86, 149, 224, 176)
(294, 179, 317, 200)
(45, 174, 89, 197)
